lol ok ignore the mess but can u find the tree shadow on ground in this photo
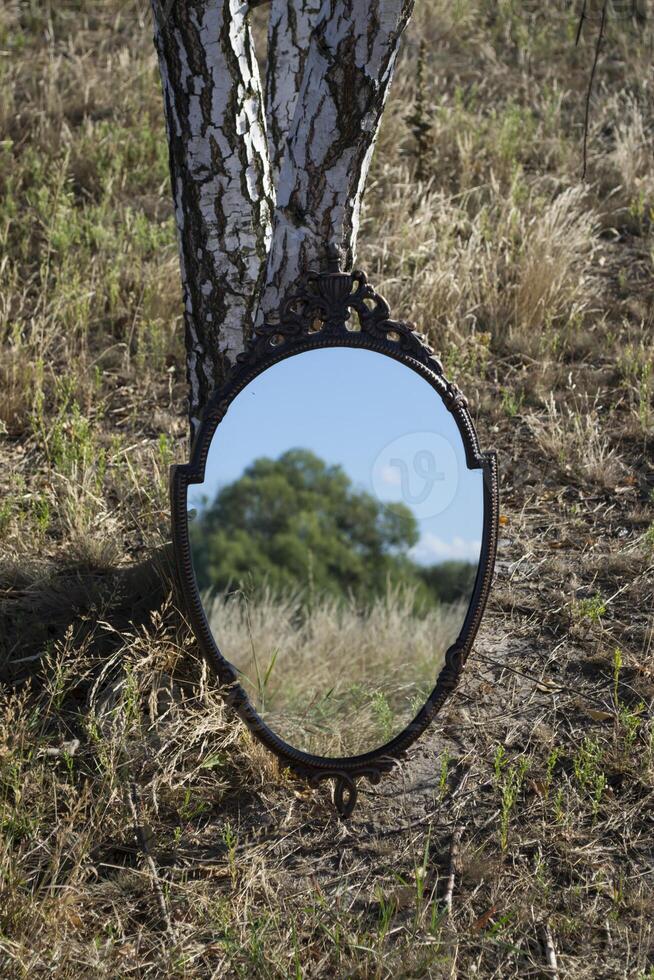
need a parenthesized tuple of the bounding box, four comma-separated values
(0, 544, 176, 686)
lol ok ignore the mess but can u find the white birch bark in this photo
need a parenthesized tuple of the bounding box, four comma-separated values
(258, 0, 415, 321)
(151, 0, 273, 434)
(265, 0, 323, 183)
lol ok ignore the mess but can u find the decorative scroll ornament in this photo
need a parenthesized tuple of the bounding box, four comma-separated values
(240, 244, 445, 380)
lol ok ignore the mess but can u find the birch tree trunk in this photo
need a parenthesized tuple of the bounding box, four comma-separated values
(265, 0, 323, 183)
(151, 0, 414, 430)
(258, 0, 414, 321)
(151, 0, 273, 433)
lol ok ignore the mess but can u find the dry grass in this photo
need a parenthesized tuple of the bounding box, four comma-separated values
(527, 392, 626, 488)
(361, 178, 601, 357)
(1, 0, 653, 977)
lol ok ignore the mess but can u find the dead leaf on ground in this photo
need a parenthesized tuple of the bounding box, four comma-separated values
(575, 700, 615, 722)
(472, 905, 499, 931)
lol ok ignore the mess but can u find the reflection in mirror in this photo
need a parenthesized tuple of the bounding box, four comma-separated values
(188, 348, 483, 758)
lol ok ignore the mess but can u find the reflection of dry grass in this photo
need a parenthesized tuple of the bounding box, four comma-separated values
(203, 588, 467, 757)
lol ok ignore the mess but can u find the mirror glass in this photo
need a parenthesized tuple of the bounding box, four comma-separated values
(188, 348, 483, 758)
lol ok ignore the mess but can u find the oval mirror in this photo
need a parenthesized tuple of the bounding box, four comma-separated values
(172, 259, 498, 816)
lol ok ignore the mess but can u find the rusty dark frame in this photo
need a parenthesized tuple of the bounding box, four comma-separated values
(170, 248, 499, 818)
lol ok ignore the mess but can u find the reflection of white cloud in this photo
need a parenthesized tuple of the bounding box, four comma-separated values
(379, 464, 402, 487)
(410, 534, 481, 564)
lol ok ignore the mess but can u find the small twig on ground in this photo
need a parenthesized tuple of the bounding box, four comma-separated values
(541, 920, 560, 979)
(444, 824, 464, 915)
(582, 0, 608, 179)
(471, 651, 612, 709)
(127, 782, 176, 939)
(576, 0, 589, 46)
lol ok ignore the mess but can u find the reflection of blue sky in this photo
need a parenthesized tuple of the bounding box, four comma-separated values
(189, 348, 483, 565)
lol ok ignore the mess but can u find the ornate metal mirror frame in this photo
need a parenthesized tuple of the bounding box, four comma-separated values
(170, 248, 499, 818)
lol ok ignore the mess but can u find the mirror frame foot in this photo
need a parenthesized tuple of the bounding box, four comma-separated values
(333, 774, 358, 819)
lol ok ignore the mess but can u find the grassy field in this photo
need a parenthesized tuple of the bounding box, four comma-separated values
(1, 0, 653, 976)
(202, 587, 467, 757)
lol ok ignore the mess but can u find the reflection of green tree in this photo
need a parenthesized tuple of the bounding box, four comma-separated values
(419, 561, 477, 605)
(190, 449, 475, 607)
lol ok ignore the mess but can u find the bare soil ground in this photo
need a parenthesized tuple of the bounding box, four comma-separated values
(1, 1, 653, 977)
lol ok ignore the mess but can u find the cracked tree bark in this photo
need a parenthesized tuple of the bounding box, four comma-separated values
(151, 0, 273, 434)
(151, 0, 414, 432)
(259, 0, 414, 321)
(265, 0, 323, 184)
